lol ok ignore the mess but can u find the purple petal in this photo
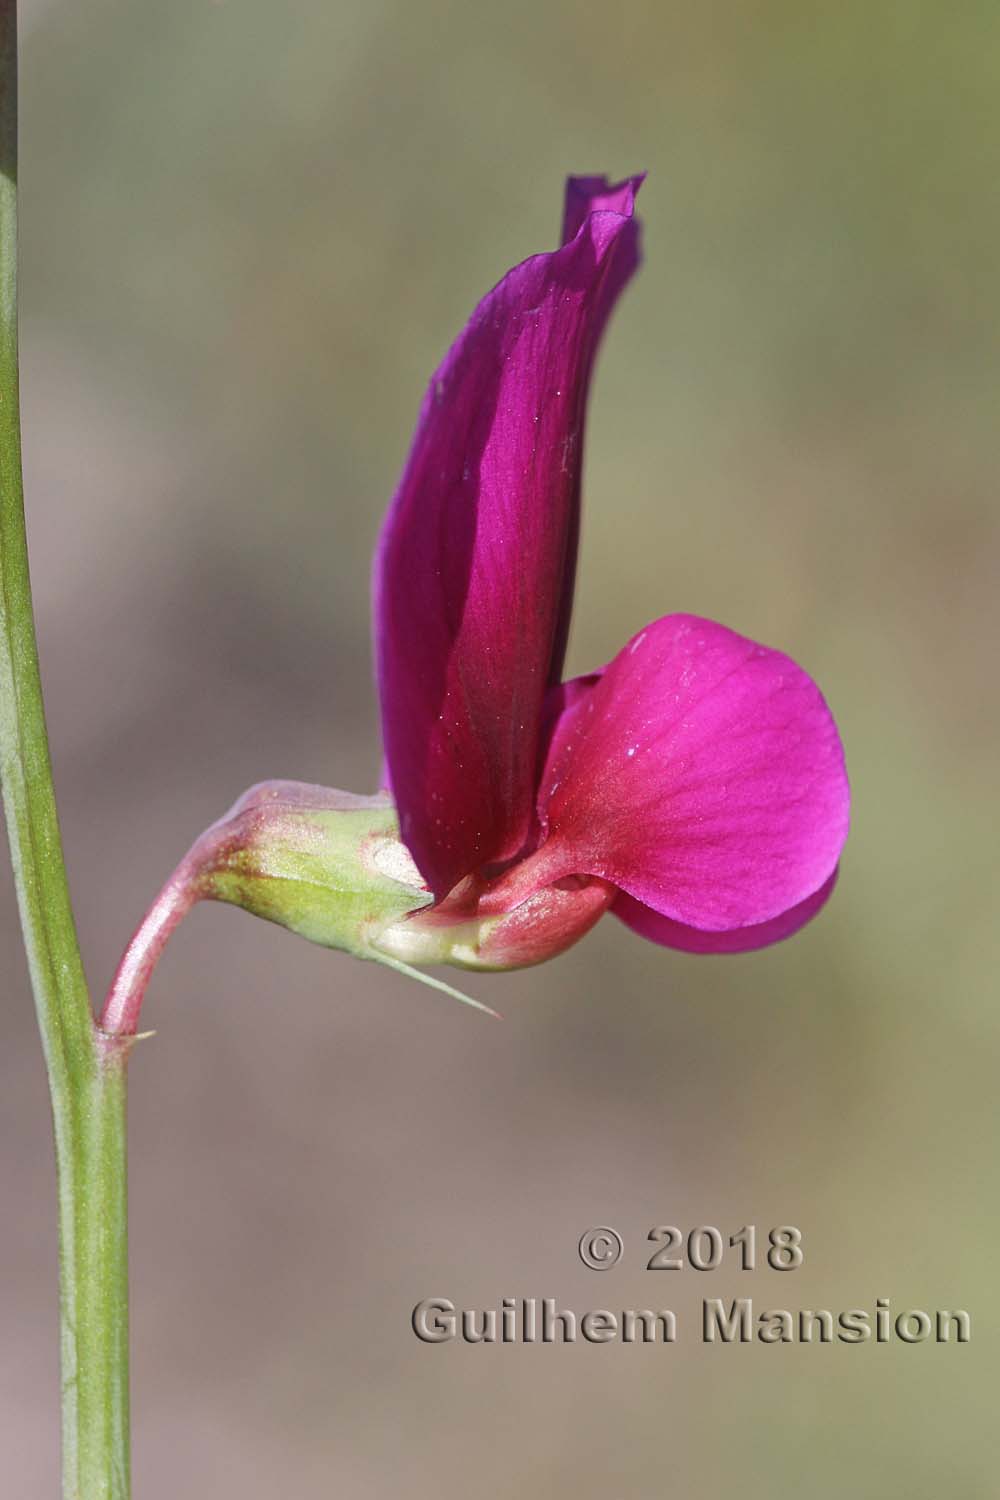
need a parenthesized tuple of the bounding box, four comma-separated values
(550, 176, 643, 675)
(612, 870, 840, 953)
(375, 177, 642, 896)
(562, 175, 644, 244)
(535, 614, 850, 929)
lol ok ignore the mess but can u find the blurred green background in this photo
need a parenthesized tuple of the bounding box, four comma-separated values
(2, 0, 998, 1494)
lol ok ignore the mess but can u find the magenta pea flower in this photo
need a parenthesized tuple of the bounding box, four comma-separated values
(371, 172, 848, 969)
(101, 173, 848, 1035)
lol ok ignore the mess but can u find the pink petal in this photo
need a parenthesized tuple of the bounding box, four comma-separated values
(613, 870, 839, 953)
(535, 614, 850, 929)
(374, 177, 642, 896)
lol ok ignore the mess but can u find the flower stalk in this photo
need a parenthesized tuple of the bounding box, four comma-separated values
(0, 7, 130, 1496)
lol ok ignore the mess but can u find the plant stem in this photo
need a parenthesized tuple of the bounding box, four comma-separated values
(59, 1057, 131, 1500)
(0, 7, 130, 1496)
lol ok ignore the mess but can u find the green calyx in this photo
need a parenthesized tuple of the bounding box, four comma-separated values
(193, 782, 498, 1016)
(201, 783, 431, 954)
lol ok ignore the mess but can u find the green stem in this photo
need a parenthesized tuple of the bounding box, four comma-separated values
(60, 1057, 131, 1500)
(0, 8, 130, 1497)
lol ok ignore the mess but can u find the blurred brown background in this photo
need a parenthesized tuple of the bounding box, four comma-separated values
(2, 0, 998, 1494)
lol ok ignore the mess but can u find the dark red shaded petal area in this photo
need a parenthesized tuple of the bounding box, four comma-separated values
(477, 875, 617, 969)
(537, 670, 603, 785)
(374, 178, 642, 897)
(612, 869, 839, 953)
(535, 614, 850, 930)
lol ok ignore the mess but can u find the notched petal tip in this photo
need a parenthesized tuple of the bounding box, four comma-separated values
(562, 173, 646, 245)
